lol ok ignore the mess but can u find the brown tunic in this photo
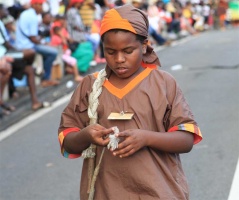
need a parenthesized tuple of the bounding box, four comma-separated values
(59, 67, 200, 200)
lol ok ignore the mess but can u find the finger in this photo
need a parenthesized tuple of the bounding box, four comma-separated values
(117, 140, 128, 149)
(94, 137, 110, 146)
(101, 128, 114, 137)
(113, 144, 132, 156)
(101, 138, 110, 146)
(118, 148, 135, 158)
(5, 57, 14, 62)
(116, 130, 130, 137)
(92, 124, 107, 130)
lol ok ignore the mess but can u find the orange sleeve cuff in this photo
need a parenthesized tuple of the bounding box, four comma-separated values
(168, 123, 203, 144)
(58, 127, 81, 159)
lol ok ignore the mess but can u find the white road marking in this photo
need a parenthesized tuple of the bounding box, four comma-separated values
(228, 158, 239, 200)
(0, 92, 73, 142)
(171, 64, 183, 71)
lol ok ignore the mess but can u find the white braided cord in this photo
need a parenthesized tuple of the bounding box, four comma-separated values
(82, 69, 107, 159)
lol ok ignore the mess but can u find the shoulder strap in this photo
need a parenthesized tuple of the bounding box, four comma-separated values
(17, 14, 31, 39)
(18, 22, 30, 39)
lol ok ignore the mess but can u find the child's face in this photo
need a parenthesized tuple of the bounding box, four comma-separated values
(43, 14, 52, 25)
(103, 31, 147, 79)
(55, 28, 62, 35)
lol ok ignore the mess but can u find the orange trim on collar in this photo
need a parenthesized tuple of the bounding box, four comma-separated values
(141, 62, 157, 69)
(104, 67, 153, 99)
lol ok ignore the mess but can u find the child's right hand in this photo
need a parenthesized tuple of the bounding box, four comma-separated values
(82, 124, 113, 146)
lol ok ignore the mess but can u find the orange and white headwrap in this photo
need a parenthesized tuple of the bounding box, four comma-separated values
(100, 4, 160, 67)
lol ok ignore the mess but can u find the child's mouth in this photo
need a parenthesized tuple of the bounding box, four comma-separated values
(115, 67, 128, 75)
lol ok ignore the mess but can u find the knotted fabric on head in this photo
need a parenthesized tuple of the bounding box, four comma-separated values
(100, 4, 160, 67)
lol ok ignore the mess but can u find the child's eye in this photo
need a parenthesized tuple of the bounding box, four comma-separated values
(124, 49, 133, 54)
(106, 50, 115, 55)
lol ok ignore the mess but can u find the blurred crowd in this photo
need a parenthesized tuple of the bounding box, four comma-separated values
(0, 0, 238, 118)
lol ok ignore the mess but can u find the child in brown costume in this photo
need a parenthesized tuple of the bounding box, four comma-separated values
(58, 4, 202, 200)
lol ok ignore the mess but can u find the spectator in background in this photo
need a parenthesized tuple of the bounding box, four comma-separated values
(148, 0, 165, 34)
(191, 2, 204, 31)
(86, 0, 109, 64)
(38, 12, 52, 44)
(114, 0, 124, 7)
(131, 0, 142, 10)
(6, 2, 26, 20)
(18, 0, 31, 9)
(15, 0, 59, 87)
(95, 0, 114, 19)
(92, 2, 106, 64)
(181, 1, 197, 35)
(164, 0, 181, 38)
(47, 0, 60, 16)
(132, 0, 170, 46)
(79, 0, 95, 32)
(58, 0, 66, 15)
(58, 0, 71, 15)
(50, 25, 83, 82)
(217, 0, 228, 30)
(66, 0, 86, 45)
(2, 15, 16, 46)
(202, 1, 211, 30)
(66, 0, 95, 71)
(0, 18, 50, 111)
(0, 56, 14, 117)
(51, 14, 79, 53)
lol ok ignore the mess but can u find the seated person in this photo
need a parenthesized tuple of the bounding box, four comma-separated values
(14, 0, 59, 87)
(0, 18, 49, 111)
(50, 26, 83, 82)
(0, 56, 14, 117)
(2, 15, 16, 46)
(38, 12, 52, 44)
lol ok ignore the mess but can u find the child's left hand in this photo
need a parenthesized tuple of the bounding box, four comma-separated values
(112, 129, 147, 158)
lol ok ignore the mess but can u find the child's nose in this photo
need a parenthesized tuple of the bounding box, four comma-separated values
(115, 52, 125, 63)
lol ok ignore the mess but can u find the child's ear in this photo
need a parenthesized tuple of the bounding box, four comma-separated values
(142, 39, 148, 54)
(142, 46, 147, 54)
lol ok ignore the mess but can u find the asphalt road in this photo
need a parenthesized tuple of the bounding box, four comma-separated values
(0, 28, 238, 200)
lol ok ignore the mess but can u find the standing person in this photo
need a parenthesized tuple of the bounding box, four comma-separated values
(15, 0, 59, 87)
(58, 4, 202, 200)
(147, 0, 171, 46)
(66, 0, 86, 45)
(79, 0, 95, 32)
(217, 0, 228, 30)
(66, 0, 95, 73)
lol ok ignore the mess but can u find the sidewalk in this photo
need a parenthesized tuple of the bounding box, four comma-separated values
(0, 63, 105, 132)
